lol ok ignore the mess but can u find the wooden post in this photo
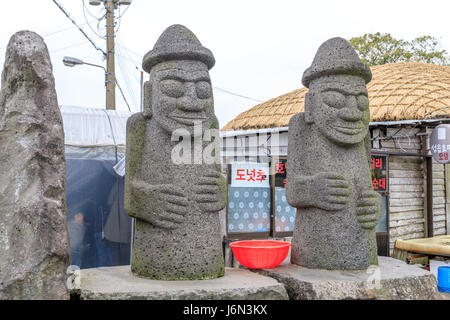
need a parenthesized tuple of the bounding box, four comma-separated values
(105, 0, 116, 110)
(445, 163, 450, 234)
(426, 157, 433, 237)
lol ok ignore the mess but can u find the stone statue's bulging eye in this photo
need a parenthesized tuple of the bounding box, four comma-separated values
(160, 79, 184, 98)
(357, 94, 369, 110)
(196, 81, 212, 99)
(321, 91, 345, 109)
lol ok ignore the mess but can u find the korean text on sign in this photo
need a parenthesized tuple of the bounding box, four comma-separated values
(236, 169, 267, 182)
(370, 155, 387, 192)
(230, 163, 270, 188)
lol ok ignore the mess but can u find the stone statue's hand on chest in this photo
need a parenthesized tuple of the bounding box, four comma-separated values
(356, 190, 381, 230)
(288, 171, 351, 211)
(191, 169, 226, 213)
(130, 182, 189, 230)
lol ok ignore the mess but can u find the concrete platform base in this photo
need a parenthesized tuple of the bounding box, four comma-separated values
(253, 256, 443, 300)
(71, 266, 289, 300)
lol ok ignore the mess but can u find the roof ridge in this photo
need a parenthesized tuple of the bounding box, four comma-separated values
(221, 62, 450, 131)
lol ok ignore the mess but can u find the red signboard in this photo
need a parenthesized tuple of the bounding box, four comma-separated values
(274, 159, 288, 188)
(273, 156, 387, 192)
(231, 163, 270, 188)
(430, 124, 450, 164)
(371, 155, 387, 192)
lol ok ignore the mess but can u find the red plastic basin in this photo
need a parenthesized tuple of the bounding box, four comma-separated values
(229, 240, 292, 269)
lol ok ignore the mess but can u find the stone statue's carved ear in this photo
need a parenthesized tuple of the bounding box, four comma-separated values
(143, 81, 152, 118)
(304, 92, 314, 124)
(210, 115, 219, 130)
(364, 130, 371, 164)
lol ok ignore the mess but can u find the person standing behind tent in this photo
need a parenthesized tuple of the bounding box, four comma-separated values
(68, 212, 86, 268)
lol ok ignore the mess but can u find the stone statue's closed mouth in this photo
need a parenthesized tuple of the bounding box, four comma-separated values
(170, 111, 207, 125)
(333, 124, 364, 135)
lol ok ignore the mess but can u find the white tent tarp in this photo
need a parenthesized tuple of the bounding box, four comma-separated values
(60, 105, 134, 269)
(60, 105, 133, 147)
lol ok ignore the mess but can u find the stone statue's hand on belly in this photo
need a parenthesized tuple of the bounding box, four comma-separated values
(192, 169, 226, 213)
(356, 190, 381, 229)
(288, 172, 351, 211)
(127, 181, 188, 229)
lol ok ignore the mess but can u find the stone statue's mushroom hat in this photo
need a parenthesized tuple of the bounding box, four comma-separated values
(142, 24, 215, 73)
(302, 37, 372, 88)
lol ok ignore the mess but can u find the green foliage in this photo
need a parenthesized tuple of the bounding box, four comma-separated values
(349, 33, 449, 66)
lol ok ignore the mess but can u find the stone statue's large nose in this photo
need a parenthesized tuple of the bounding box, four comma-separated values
(338, 96, 362, 121)
(177, 82, 204, 112)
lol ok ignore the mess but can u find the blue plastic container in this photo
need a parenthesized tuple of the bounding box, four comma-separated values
(437, 266, 450, 293)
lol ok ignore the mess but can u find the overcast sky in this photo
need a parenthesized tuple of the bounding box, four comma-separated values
(0, 0, 449, 128)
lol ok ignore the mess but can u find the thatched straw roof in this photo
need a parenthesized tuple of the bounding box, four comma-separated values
(222, 62, 450, 131)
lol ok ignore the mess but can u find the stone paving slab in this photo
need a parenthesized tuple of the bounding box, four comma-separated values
(253, 257, 443, 300)
(73, 266, 288, 300)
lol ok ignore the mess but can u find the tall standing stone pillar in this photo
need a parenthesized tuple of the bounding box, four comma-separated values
(0, 31, 70, 299)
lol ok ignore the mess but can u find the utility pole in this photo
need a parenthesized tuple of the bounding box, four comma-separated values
(105, 0, 116, 110)
(87, 0, 132, 110)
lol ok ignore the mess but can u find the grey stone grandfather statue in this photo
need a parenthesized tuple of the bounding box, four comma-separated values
(124, 25, 226, 280)
(286, 37, 381, 270)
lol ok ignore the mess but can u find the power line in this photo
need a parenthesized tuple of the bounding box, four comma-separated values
(52, 0, 134, 112)
(0, 20, 97, 50)
(52, 0, 106, 57)
(115, 3, 132, 34)
(115, 78, 131, 112)
(213, 86, 263, 103)
(116, 42, 139, 109)
(82, 0, 102, 20)
(116, 43, 143, 58)
(115, 48, 141, 68)
(42, 21, 96, 38)
(116, 36, 142, 68)
(116, 36, 142, 112)
(117, 3, 132, 19)
(115, 41, 263, 103)
(52, 1, 262, 109)
(96, 12, 107, 38)
(50, 41, 89, 53)
(114, 44, 264, 104)
(82, 0, 106, 39)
